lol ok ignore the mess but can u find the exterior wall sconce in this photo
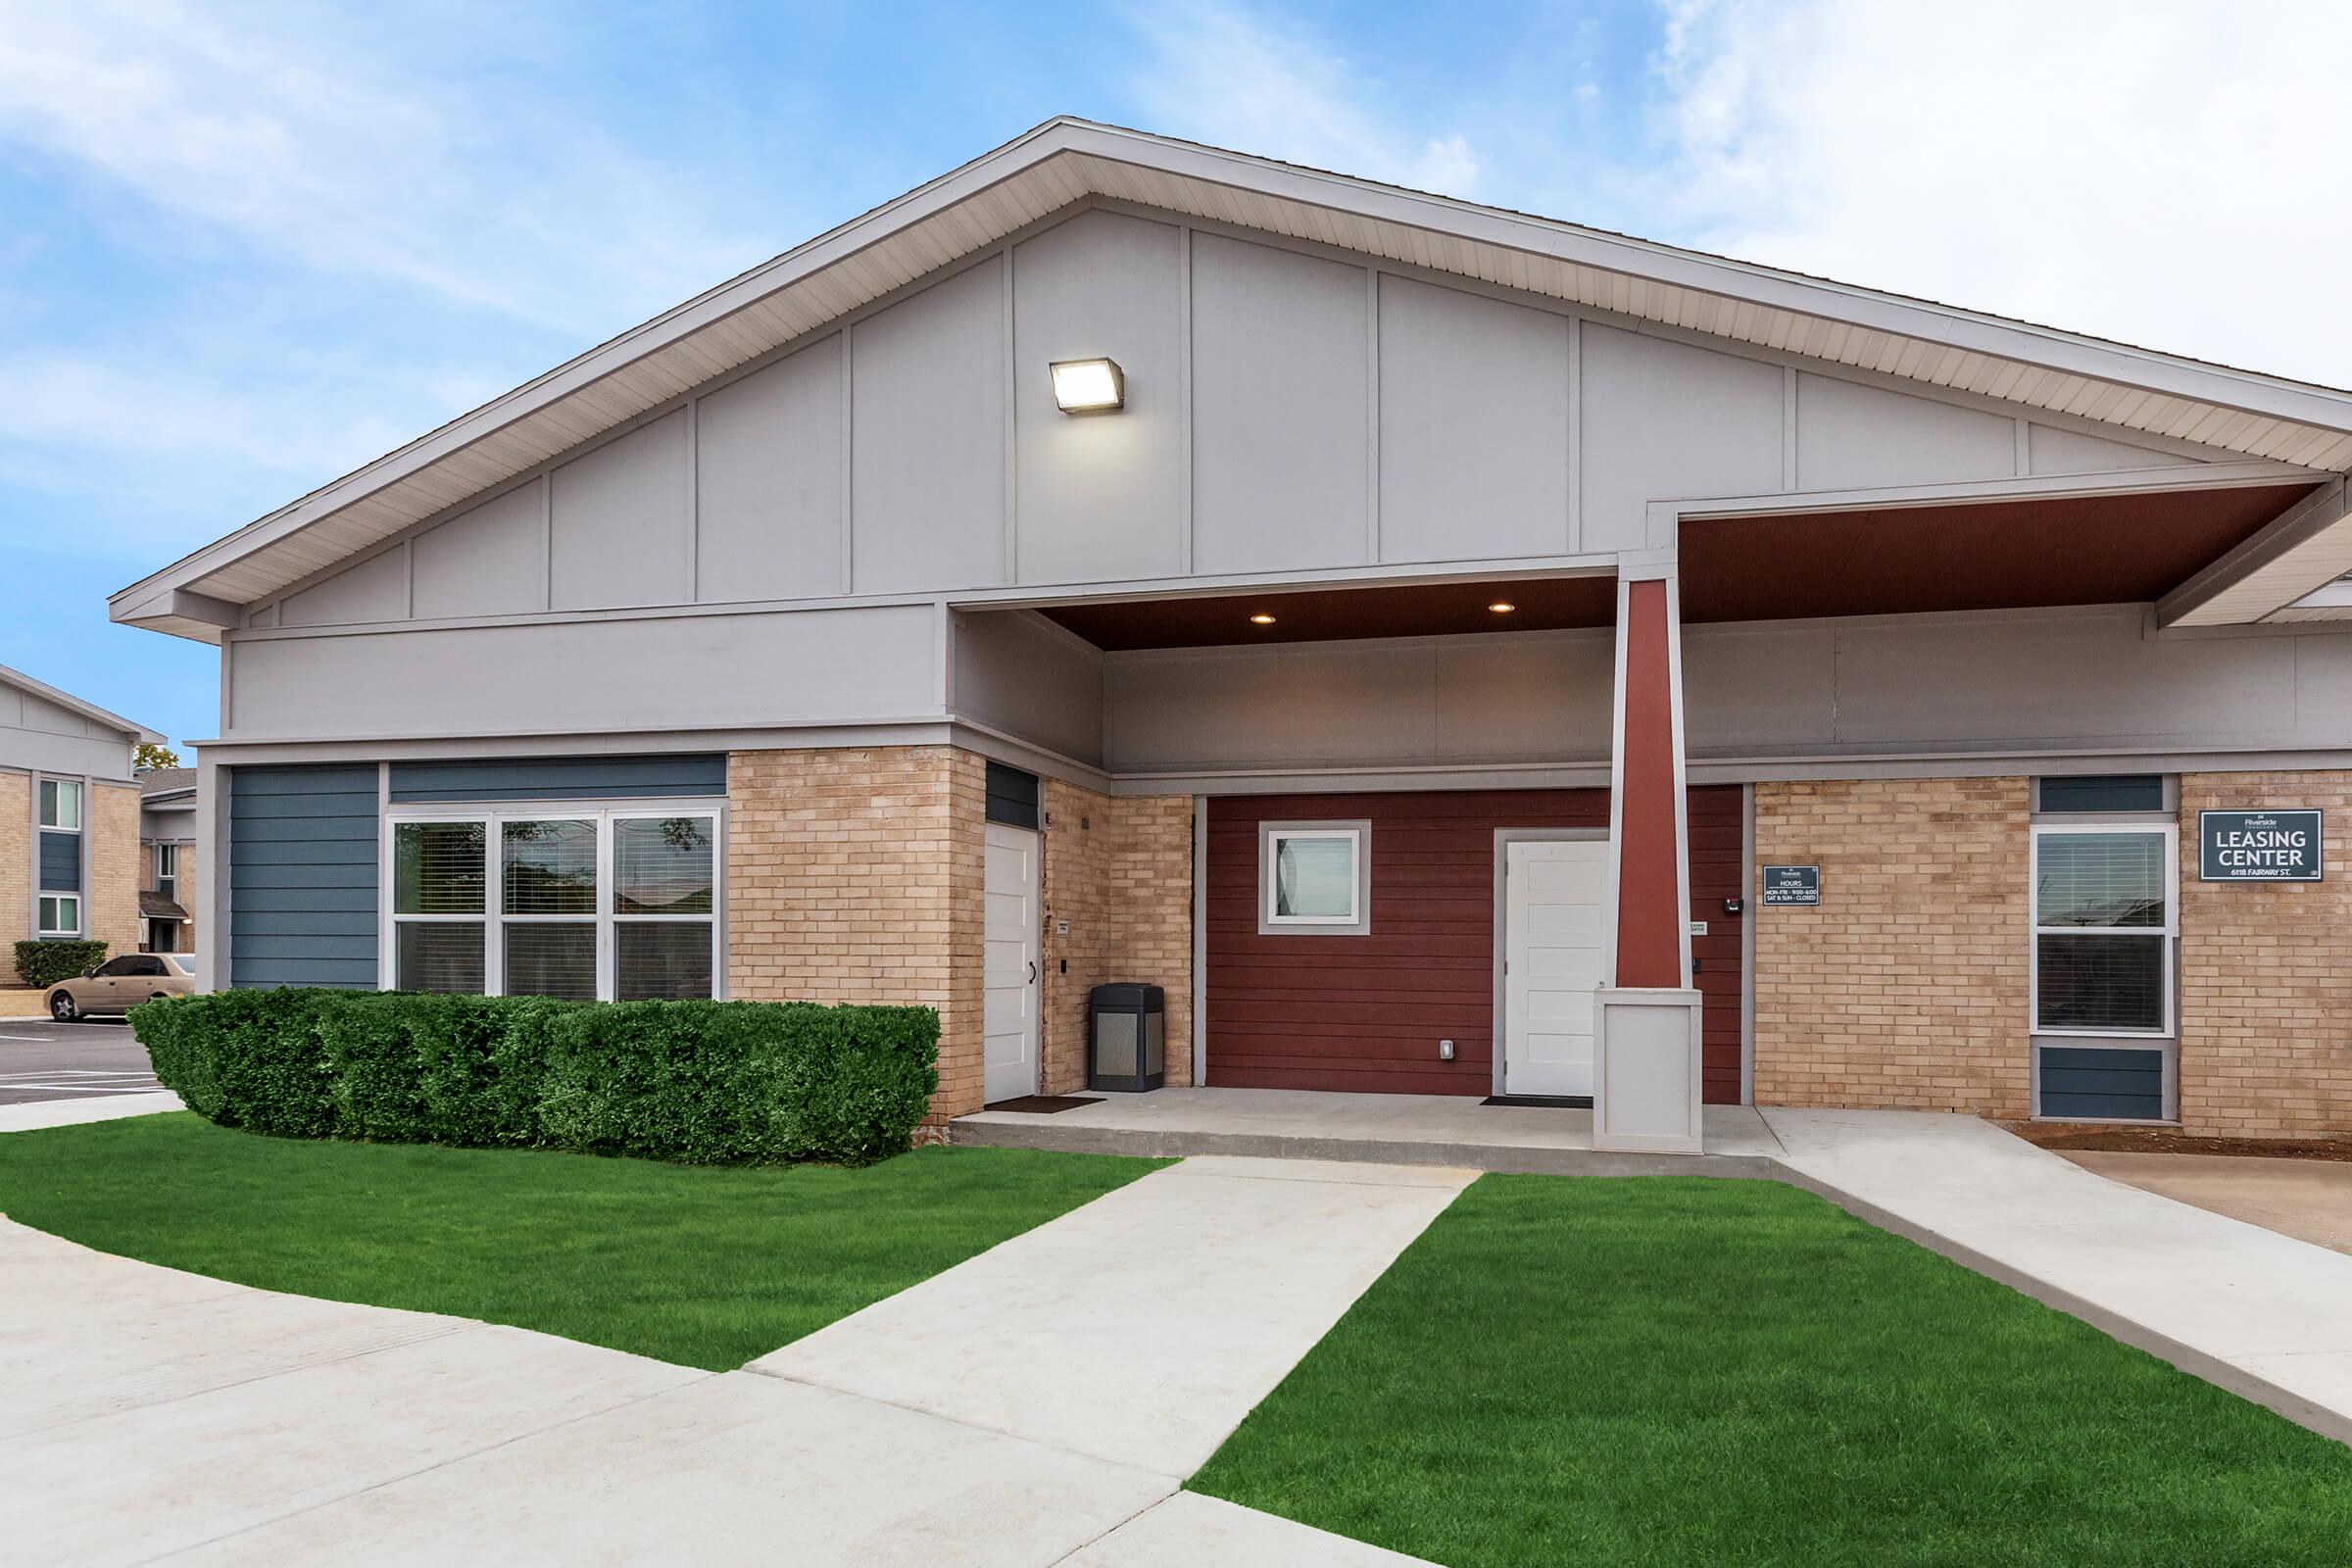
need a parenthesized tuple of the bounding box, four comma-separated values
(1051, 358, 1126, 414)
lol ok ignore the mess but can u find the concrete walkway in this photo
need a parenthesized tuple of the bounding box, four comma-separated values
(0, 1088, 181, 1131)
(1764, 1106, 2352, 1446)
(752, 1155, 1474, 1475)
(4, 1152, 1457, 1565)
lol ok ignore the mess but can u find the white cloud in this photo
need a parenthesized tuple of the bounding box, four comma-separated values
(0, 353, 410, 477)
(0, 0, 766, 337)
(1648, 0, 2352, 388)
(1122, 3, 1483, 196)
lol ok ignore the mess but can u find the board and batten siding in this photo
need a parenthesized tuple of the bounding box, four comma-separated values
(228, 764, 381, 989)
(228, 756, 729, 989)
(246, 206, 2215, 638)
(1203, 787, 1743, 1100)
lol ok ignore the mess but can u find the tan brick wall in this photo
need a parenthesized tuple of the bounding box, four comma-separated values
(1038, 781, 1194, 1095)
(726, 746, 986, 1120)
(89, 782, 141, 960)
(178, 840, 200, 954)
(1754, 777, 2033, 1116)
(2179, 773, 2352, 1139)
(0, 772, 25, 975)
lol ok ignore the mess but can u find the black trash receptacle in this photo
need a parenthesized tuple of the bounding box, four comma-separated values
(1089, 984, 1165, 1092)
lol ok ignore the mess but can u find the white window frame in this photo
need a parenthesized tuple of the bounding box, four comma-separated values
(37, 894, 81, 939)
(1258, 820, 1373, 937)
(154, 842, 179, 903)
(380, 800, 724, 1002)
(37, 777, 81, 832)
(2030, 820, 2179, 1039)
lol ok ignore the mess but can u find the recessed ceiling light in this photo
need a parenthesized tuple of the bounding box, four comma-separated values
(1249, 612, 1277, 625)
(1488, 601, 1516, 613)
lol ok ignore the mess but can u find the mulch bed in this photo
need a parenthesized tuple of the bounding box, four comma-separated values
(2005, 1122, 2352, 1163)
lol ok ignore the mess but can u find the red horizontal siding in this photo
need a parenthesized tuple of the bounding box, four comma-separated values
(1206, 787, 1744, 1101)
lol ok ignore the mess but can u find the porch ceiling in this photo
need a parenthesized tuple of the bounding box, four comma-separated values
(1040, 573, 1617, 650)
(1679, 481, 2319, 623)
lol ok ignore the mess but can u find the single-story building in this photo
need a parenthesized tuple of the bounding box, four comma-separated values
(0, 662, 157, 969)
(113, 119, 2352, 1143)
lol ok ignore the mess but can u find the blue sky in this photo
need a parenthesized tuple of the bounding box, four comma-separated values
(4, 0, 2347, 754)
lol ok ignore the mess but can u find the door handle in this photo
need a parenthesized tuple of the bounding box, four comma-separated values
(1027, 961, 1038, 985)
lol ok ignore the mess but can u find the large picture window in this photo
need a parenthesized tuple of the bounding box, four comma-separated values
(2032, 822, 2176, 1036)
(386, 806, 720, 1001)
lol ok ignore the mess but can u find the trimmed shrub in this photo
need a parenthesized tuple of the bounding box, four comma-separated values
(131, 991, 939, 1166)
(15, 939, 108, 991)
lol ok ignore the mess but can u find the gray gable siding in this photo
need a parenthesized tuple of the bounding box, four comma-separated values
(229, 764, 381, 989)
(387, 755, 726, 804)
(248, 214, 2228, 641)
(37, 831, 79, 893)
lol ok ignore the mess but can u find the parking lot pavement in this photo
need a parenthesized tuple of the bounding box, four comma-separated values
(0, 1019, 162, 1104)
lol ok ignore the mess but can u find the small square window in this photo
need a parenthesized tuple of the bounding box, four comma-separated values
(1258, 821, 1372, 937)
(38, 895, 81, 937)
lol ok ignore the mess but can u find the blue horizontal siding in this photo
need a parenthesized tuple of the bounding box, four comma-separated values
(37, 831, 78, 892)
(2038, 1046, 2164, 1121)
(388, 755, 724, 804)
(230, 764, 379, 990)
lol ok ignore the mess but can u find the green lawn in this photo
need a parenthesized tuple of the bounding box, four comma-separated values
(0, 1113, 1161, 1370)
(1190, 1174, 2352, 1568)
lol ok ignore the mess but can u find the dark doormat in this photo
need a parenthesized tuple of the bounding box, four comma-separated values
(1481, 1095, 1593, 1109)
(983, 1095, 1105, 1114)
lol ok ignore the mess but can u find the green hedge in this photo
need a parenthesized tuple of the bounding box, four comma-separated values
(132, 992, 940, 1165)
(15, 939, 107, 991)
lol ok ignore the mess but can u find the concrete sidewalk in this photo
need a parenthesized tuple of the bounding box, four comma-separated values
(0, 1089, 181, 1131)
(752, 1155, 1475, 1475)
(5, 1155, 1456, 1565)
(1765, 1107, 2352, 1446)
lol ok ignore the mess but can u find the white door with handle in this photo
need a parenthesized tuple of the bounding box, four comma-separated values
(1502, 838, 1611, 1097)
(983, 821, 1042, 1103)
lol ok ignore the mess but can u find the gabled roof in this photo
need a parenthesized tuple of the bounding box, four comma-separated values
(0, 662, 162, 744)
(111, 117, 2352, 642)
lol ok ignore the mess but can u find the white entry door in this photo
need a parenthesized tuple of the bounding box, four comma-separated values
(1502, 838, 1611, 1097)
(983, 821, 1042, 1103)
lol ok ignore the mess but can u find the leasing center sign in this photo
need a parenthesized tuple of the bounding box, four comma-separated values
(2199, 810, 2324, 882)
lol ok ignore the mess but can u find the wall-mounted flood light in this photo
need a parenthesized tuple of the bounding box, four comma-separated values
(1051, 358, 1126, 414)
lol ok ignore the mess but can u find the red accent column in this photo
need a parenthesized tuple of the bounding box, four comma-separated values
(1613, 576, 1685, 988)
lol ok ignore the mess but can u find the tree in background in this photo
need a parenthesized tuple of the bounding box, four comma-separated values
(134, 742, 180, 771)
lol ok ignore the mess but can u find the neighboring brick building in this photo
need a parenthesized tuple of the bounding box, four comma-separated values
(0, 662, 158, 985)
(110, 121, 2352, 1142)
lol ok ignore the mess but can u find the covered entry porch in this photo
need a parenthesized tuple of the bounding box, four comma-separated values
(955, 1086, 1782, 1175)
